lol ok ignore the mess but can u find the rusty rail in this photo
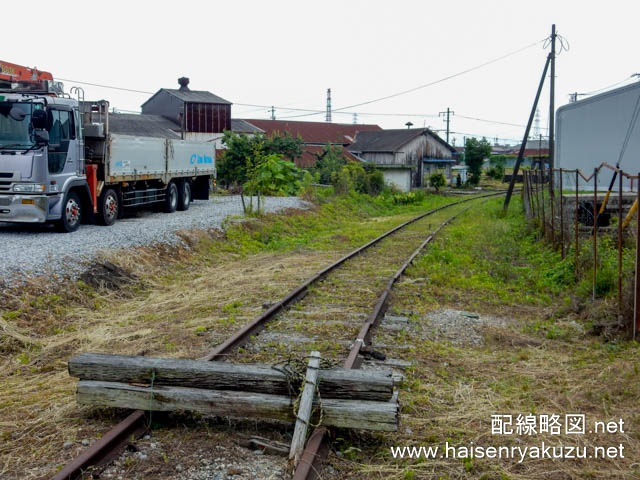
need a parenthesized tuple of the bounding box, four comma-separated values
(52, 191, 504, 480)
(292, 200, 489, 480)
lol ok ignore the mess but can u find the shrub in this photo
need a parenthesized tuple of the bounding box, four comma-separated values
(313, 144, 347, 184)
(366, 169, 385, 195)
(486, 165, 505, 180)
(391, 190, 426, 205)
(429, 172, 446, 191)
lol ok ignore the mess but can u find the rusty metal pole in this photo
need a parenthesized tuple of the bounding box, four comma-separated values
(550, 167, 556, 249)
(560, 168, 565, 258)
(618, 172, 623, 323)
(540, 170, 547, 241)
(593, 168, 598, 302)
(635, 173, 640, 340)
(575, 170, 580, 278)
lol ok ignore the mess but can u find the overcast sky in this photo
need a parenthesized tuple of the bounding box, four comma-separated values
(5, 0, 638, 146)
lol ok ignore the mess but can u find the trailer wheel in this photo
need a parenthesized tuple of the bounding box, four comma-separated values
(55, 191, 82, 233)
(97, 188, 119, 226)
(163, 182, 178, 213)
(177, 180, 191, 211)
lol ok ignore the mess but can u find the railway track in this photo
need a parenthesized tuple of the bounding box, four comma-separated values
(52, 192, 505, 480)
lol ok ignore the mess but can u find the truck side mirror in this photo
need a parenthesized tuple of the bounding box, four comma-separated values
(32, 109, 47, 130)
(34, 129, 49, 145)
(9, 107, 26, 121)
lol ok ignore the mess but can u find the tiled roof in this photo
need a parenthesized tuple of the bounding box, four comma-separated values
(231, 119, 263, 134)
(294, 145, 362, 169)
(349, 128, 455, 154)
(243, 119, 382, 145)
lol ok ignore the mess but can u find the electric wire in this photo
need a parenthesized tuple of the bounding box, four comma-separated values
(279, 38, 547, 119)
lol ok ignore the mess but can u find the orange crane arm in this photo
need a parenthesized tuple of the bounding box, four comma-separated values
(0, 60, 53, 83)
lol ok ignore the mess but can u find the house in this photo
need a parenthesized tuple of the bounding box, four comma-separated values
(347, 128, 456, 192)
(140, 77, 233, 143)
(243, 119, 382, 168)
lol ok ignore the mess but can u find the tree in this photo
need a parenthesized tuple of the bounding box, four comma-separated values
(264, 131, 304, 162)
(464, 137, 492, 185)
(313, 144, 347, 184)
(429, 172, 446, 191)
(218, 131, 304, 186)
(243, 152, 300, 214)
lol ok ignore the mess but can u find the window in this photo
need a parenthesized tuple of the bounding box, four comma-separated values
(48, 109, 72, 174)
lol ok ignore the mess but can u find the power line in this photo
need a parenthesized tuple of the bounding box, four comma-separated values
(280, 37, 546, 119)
(55, 74, 545, 131)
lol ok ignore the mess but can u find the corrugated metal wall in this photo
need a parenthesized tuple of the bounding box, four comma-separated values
(185, 103, 231, 133)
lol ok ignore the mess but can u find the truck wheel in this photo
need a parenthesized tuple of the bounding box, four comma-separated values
(97, 188, 119, 226)
(163, 182, 178, 213)
(177, 180, 191, 211)
(56, 191, 82, 233)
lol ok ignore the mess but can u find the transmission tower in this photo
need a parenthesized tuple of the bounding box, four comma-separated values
(326, 88, 332, 122)
(533, 107, 541, 138)
(353, 112, 358, 124)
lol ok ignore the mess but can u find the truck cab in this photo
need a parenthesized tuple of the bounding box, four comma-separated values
(0, 84, 90, 232)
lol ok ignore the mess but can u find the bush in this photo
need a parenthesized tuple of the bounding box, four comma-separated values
(391, 190, 426, 205)
(313, 144, 347, 184)
(366, 169, 385, 195)
(486, 165, 504, 180)
(429, 173, 446, 191)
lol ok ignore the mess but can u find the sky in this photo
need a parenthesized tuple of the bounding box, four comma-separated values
(4, 0, 638, 146)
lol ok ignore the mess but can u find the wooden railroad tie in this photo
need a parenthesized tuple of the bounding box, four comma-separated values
(69, 352, 399, 432)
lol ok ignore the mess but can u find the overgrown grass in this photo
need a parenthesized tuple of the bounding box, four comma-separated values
(0, 191, 468, 478)
(202, 191, 457, 256)
(338, 197, 640, 480)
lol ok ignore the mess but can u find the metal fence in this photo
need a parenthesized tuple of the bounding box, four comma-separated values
(521, 163, 640, 338)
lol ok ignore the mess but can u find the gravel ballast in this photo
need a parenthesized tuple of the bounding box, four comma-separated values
(0, 195, 308, 282)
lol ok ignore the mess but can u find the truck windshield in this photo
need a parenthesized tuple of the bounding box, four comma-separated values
(0, 101, 36, 149)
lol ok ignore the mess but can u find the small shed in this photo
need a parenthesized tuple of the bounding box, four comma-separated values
(348, 128, 455, 191)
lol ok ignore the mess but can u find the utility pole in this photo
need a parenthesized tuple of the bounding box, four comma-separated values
(549, 24, 556, 178)
(326, 88, 332, 123)
(439, 107, 454, 144)
(353, 112, 358, 124)
(503, 53, 552, 211)
(270, 106, 276, 120)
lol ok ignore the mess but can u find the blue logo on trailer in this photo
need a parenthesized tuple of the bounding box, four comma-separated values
(190, 154, 213, 165)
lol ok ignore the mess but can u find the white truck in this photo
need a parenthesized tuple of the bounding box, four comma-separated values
(0, 61, 216, 232)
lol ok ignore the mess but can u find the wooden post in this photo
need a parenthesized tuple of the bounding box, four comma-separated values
(76, 381, 399, 431)
(68, 353, 394, 401)
(593, 168, 598, 303)
(290, 351, 321, 466)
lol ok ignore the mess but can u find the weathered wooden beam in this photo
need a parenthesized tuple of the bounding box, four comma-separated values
(76, 381, 398, 432)
(290, 351, 320, 466)
(69, 353, 393, 401)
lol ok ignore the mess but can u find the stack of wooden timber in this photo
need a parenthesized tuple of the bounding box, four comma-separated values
(69, 353, 398, 432)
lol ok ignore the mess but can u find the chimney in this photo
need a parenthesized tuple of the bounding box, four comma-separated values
(178, 77, 190, 91)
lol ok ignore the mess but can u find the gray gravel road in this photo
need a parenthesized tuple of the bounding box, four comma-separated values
(0, 195, 308, 282)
